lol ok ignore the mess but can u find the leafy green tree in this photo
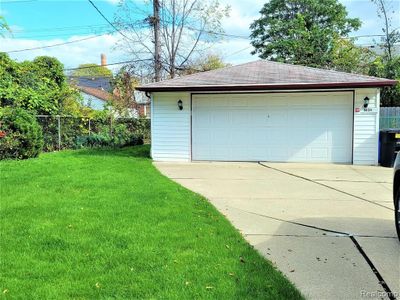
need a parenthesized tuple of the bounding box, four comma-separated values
(71, 63, 112, 77)
(0, 53, 81, 115)
(250, 0, 361, 68)
(369, 56, 400, 106)
(329, 38, 375, 74)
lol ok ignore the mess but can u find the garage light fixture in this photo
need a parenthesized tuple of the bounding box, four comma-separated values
(177, 99, 183, 110)
(363, 97, 370, 108)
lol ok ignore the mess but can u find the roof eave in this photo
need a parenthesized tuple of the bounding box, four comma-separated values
(77, 86, 112, 101)
(136, 80, 397, 92)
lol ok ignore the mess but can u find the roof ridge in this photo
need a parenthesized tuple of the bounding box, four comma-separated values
(140, 60, 261, 87)
(264, 60, 389, 81)
(137, 59, 397, 92)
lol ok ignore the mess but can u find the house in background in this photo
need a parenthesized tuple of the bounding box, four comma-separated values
(71, 76, 112, 110)
(68, 54, 150, 118)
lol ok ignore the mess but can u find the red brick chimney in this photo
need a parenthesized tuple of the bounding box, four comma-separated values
(101, 53, 107, 66)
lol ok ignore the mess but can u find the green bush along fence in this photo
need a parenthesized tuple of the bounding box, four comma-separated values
(36, 115, 151, 151)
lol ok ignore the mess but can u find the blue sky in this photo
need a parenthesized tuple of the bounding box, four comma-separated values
(1, 0, 125, 39)
(0, 0, 399, 70)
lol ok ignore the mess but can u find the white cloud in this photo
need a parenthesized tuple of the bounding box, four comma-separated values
(1, 34, 127, 70)
(212, 39, 255, 64)
(105, 0, 120, 4)
(219, 0, 264, 36)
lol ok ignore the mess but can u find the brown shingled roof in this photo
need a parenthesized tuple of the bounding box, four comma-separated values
(136, 60, 397, 92)
(77, 86, 112, 101)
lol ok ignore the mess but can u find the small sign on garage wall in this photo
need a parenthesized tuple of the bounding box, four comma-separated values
(355, 107, 378, 113)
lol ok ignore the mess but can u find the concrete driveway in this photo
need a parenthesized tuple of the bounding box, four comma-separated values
(155, 162, 399, 300)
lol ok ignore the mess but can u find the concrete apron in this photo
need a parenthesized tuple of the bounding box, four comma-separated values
(154, 161, 400, 300)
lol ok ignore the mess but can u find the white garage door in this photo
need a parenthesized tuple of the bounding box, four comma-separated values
(192, 92, 353, 163)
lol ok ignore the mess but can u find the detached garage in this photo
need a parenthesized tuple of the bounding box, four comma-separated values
(137, 60, 397, 165)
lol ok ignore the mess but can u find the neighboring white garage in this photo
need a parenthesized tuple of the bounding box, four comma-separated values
(137, 60, 397, 165)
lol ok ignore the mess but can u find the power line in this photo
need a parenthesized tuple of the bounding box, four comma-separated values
(87, 0, 133, 41)
(160, 19, 250, 40)
(348, 34, 386, 39)
(10, 23, 111, 33)
(10, 21, 147, 34)
(11, 31, 110, 39)
(9, 22, 149, 39)
(0, 0, 37, 3)
(223, 46, 253, 58)
(4, 33, 111, 53)
(192, 27, 249, 39)
(64, 59, 153, 71)
(163, 20, 388, 41)
(11, 26, 112, 38)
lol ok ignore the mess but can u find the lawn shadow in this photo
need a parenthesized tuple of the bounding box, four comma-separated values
(72, 144, 151, 159)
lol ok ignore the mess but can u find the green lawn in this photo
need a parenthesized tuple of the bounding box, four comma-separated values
(0, 146, 303, 299)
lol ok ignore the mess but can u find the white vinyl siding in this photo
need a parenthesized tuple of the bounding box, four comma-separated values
(353, 88, 380, 165)
(151, 92, 191, 161)
(150, 88, 380, 165)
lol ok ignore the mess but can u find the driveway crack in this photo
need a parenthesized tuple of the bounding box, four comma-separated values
(257, 162, 393, 211)
(230, 205, 396, 300)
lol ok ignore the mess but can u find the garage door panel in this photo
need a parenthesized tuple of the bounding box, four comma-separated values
(267, 96, 287, 106)
(268, 129, 288, 143)
(268, 110, 288, 127)
(330, 148, 352, 162)
(211, 111, 230, 127)
(192, 92, 353, 163)
(248, 96, 270, 106)
(227, 97, 247, 106)
(289, 148, 308, 160)
(310, 148, 329, 160)
(269, 147, 289, 161)
(288, 110, 309, 124)
(231, 110, 250, 125)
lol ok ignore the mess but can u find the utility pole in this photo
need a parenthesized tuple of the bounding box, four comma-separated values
(153, 0, 161, 82)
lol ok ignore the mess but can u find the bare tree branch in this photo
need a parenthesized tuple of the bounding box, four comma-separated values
(114, 0, 230, 80)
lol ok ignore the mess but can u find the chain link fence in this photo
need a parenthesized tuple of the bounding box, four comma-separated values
(36, 115, 150, 151)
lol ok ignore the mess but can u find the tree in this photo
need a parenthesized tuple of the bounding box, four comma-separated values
(369, 56, 400, 106)
(249, 0, 361, 68)
(329, 38, 375, 74)
(371, 0, 400, 61)
(0, 53, 82, 115)
(111, 67, 140, 117)
(369, 0, 400, 106)
(114, 0, 230, 79)
(71, 64, 112, 77)
(180, 54, 230, 75)
(0, 16, 10, 37)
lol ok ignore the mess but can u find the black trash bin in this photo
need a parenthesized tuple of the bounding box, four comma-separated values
(379, 129, 400, 167)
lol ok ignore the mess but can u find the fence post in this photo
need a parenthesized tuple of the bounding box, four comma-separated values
(57, 115, 61, 150)
(110, 116, 113, 136)
(88, 119, 91, 136)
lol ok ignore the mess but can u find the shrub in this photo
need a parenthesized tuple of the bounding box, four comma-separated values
(75, 127, 143, 149)
(0, 107, 44, 159)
